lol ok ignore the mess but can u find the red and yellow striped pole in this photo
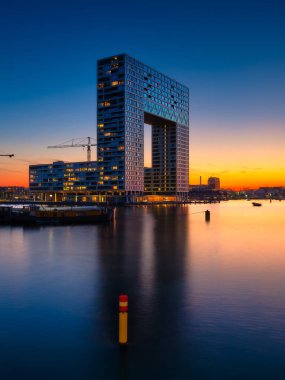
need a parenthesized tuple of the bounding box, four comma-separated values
(119, 294, 128, 345)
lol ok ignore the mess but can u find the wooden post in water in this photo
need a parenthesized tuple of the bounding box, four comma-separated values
(205, 210, 210, 222)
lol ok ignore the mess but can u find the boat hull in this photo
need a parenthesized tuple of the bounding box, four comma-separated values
(0, 206, 114, 226)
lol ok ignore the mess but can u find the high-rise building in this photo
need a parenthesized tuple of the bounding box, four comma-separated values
(208, 177, 220, 190)
(97, 54, 189, 198)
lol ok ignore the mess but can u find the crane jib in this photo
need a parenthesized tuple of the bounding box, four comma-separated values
(47, 137, 97, 162)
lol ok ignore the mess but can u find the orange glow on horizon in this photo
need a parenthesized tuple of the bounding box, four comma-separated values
(1, 160, 284, 190)
(1, 120, 284, 190)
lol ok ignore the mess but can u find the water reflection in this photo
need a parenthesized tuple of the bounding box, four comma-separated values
(1, 202, 285, 379)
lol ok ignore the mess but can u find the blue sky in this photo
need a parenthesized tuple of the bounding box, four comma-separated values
(0, 0, 284, 187)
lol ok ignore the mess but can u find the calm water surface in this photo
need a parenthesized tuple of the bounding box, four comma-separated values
(1, 201, 285, 379)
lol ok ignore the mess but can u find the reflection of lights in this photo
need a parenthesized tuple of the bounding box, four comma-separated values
(48, 228, 54, 253)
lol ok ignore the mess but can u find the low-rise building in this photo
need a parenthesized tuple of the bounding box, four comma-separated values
(29, 161, 99, 201)
(0, 186, 30, 201)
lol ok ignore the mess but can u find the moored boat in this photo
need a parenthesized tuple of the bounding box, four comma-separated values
(0, 205, 114, 225)
(252, 202, 262, 207)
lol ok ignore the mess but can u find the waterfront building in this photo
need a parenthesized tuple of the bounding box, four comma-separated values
(208, 177, 220, 190)
(28, 54, 189, 203)
(256, 187, 285, 198)
(97, 54, 189, 199)
(29, 161, 98, 201)
(0, 186, 30, 201)
(144, 167, 154, 192)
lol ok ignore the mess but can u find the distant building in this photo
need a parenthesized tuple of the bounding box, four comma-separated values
(256, 187, 285, 198)
(208, 177, 220, 190)
(29, 161, 98, 200)
(189, 184, 210, 191)
(0, 186, 30, 200)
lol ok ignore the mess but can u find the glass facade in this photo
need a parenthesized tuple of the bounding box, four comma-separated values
(97, 54, 189, 194)
(29, 161, 98, 192)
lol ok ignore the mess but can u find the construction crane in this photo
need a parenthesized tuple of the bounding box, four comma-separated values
(0, 154, 14, 158)
(47, 137, 97, 162)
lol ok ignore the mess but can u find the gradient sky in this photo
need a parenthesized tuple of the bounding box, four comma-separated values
(0, 0, 284, 188)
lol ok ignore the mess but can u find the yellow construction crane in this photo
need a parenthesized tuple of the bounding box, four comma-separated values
(0, 154, 14, 158)
(47, 137, 97, 162)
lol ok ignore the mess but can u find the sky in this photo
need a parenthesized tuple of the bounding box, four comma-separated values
(0, 0, 284, 189)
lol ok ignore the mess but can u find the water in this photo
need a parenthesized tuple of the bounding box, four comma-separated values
(1, 201, 285, 379)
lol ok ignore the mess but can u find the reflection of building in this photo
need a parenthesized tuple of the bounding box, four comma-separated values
(208, 177, 220, 190)
(97, 54, 189, 198)
(29, 161, 98, 200)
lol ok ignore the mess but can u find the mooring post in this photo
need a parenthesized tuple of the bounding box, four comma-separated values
(205, 210, 210, 222)
(119, 294, 128, 345)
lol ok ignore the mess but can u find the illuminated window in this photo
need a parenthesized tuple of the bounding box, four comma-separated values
(100, 101, 111, 107)
(97, 83, 104, 89)
(111, 81, 118, 86)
